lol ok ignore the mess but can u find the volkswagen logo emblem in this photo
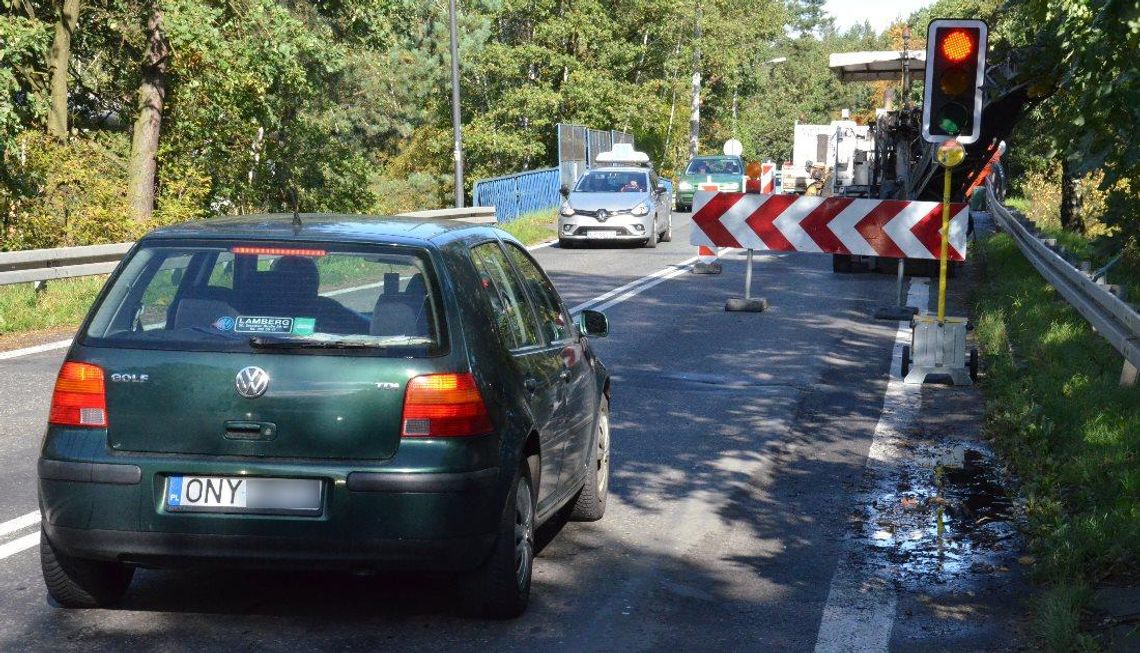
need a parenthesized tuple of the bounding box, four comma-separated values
(596, 209, 608, 222)
(235, 366, 270, 399)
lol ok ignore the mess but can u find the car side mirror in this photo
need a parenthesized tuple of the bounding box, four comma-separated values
(656, 182, 668, 193)
(560, 185, 570, 198)
(575, 309, 609, 338)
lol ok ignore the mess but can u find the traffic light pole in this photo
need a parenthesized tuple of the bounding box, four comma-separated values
(937, 165, 952, 322)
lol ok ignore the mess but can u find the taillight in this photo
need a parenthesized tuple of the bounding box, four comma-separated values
(49, 362, 108, 428)
(402, 373, 492, 438)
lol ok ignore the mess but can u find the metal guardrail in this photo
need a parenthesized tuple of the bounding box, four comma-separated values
(0, 243, 133, 286)
(0, 208, 498, 287)
(985, 181, 1140, 377)
(472, 167, 561, 223)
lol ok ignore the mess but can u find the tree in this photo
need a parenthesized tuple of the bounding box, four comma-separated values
(46, 0, 80, 139)
(125, 4, 168, 223)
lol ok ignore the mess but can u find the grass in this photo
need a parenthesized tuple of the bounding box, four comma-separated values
(496, 208, 558, 245)
(0, 276, 106, 337)
(973, 232, 1139, 651)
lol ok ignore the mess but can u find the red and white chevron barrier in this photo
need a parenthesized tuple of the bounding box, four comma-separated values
(689, 191, 969, 261)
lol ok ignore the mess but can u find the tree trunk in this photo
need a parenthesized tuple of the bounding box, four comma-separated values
(687, 1, 701, 160)
(1059, 157, 1082, 234)
(47, 0, 80, 139)
(126, 8, 170, 224)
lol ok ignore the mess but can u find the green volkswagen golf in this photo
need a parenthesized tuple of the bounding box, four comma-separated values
(37, 215, 612, 618)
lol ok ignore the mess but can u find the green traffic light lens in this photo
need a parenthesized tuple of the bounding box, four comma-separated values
(936, 103, 970, 134)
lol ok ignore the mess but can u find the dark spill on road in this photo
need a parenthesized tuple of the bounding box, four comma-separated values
(852, 442, 1018, 589)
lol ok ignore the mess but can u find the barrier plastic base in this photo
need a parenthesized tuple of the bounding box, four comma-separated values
(725, 297, 768, 312)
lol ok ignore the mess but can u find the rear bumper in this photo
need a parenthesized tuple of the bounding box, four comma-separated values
(43, 522, 496, 571)
(38, 450, 503, 571)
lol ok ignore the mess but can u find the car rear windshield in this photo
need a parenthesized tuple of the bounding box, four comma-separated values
(685, 159, 741, 175)
(83, 240, 446, 356)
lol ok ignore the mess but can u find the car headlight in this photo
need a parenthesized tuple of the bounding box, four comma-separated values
(631, 202, 649, 216)
(679, 181, 693, 191)
(559, 202, 574, 217)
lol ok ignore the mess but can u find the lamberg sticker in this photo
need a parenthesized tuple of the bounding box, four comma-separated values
(234, 316, 294, 334)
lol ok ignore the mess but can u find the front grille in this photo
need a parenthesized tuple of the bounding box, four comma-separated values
(574, 208, 631, 218)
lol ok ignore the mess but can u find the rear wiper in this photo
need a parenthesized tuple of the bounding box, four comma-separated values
(248, 336, 386, 350)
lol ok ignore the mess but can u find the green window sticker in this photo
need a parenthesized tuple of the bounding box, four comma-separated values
(292, 317, 316, 336)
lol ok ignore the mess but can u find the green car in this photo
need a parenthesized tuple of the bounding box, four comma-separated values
(38, 215, 612, 618)
(675, 155, 747, 212)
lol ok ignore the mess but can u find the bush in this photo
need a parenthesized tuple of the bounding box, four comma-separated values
(1, 133, 209, 251)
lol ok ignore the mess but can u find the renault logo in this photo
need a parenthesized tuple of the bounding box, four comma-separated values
(596, 209, 608, 222)
(235, 366, 270, 399)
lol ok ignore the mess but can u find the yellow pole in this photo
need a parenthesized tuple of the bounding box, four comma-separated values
(937, 165, 951, 323)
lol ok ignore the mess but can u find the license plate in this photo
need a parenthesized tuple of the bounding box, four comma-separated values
(166, 476, 322, 514)
(587, 231, 614, 239)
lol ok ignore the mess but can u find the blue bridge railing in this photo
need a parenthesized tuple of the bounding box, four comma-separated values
(472, 167, 561, 224)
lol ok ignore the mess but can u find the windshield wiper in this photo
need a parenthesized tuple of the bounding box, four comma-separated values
(248, 336, 387, 350)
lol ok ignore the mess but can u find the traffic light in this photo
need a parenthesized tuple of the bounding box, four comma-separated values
(922, 19, 988, 144)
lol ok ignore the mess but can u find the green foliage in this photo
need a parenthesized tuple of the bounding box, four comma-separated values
(0, 275, 105, 336)
(1008, 0, 1140, 251)
(974, 232, 1140, 648)
(496, 208, 558, 246)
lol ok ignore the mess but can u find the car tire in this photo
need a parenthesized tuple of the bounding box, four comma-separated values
(559, 238, 576, 249)
(41, 526, 134, 608)
(643, 224, 657, 248)
(901, 345, 911, 378)
(569, 399, 610, 522)
(661, 215, 673, 242)
(461, 458, 536, 619)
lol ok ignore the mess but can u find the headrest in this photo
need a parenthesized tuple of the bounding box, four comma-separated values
(404, 273, 426, 297)
(269, 256, 319, 297)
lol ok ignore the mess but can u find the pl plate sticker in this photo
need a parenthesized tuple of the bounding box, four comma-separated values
(233, 316, 294, 334)
(212, 316, 236, 331)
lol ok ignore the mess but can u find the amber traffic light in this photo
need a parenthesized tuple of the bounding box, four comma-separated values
(922, 20, 987, 144)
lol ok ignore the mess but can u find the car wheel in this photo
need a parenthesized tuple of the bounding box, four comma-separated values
(462, 459, 536, 618)
(41, 526, 134, 608)
(643, 224, 658, 248)
(661, 215, 673, 242)
(901, 345, 911, 379)
(570, 399, 610, 522)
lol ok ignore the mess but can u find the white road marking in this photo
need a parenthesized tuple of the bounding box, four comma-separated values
(0, 532, 40, 560)
(813, 278, 929, 653)
(570, 256, 698, 314)
(0, 511, 40, 539)
(0, 339, 72, 361)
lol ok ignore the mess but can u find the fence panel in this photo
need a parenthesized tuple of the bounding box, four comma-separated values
(586, 129, 613, 169)
(472, 168, 561, 224)
(557, 123, 588, 188)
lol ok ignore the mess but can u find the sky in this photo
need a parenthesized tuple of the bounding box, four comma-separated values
(824, 0, 936, 33)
